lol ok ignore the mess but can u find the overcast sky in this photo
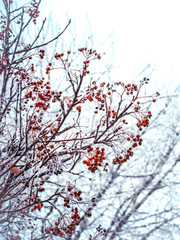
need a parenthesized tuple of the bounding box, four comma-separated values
(1, 0, 179, 95)
(38, 0, 180, 96)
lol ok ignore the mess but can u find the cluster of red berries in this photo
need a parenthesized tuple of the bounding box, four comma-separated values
(23, 73, 61, 114)
(107, 109, 118, 119)
(78, 48, 101, 59)
(34, 89, 53, 110)
(77, 48, 101, 76)
(30, 121, 40, 131)
(87, 94, 93, 102)
(124, 83, 138, 95)
(82, 59, 90, 75)
(37, 187, 45, 192)
(134, 101, 141, 112)
(39, 49, 45, 59)
(45, 225, 64, 237)
(83, 146, 108, 172)
(70, 207, 80, 221)
(84, 81, 106, 106)
(66, 185, 83, 201)
(67, 187, 82, 199)
(24, 78, 51, 96)
(54, 52, 65, 60)
(73, 190, 82, 198)
(31, 64, 34, 72)
(24, 91, 33, 99)
(46, 208, 81, 237)
(92, 82, 106, 103)
(64, 198, 70, 208)
(113, 133, 144, 165)
(54, 51, 72, 72)
(127, 134, 143, 146)
(76, 105, 81, 112)
(36, 143, 53, 160)
(85, 210, 92, 217)
(28, 0, 40, 24)
(113, 153, 131, 165)
(31, 202, 43, 212)
(65, 207, 80, 235)
(95, 90, 106, 103)
(46, 64, 52, 74)
(37, 144, 45, 151)
(137, 118, 150, 130)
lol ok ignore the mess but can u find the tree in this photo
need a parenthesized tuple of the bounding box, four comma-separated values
(0, 1, 159, 240)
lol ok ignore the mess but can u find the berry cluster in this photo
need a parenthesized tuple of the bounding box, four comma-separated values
(54, 51, 71, 70)
(127, 134, 143, 146)
(83, 146, 108, 172)
(54, 52, 66, 60)
(45, 207, 81, 237)
(78, 48, 101, 59)
(64, 198, 70, 208)
(39, 49, 45, 59)
(107, 109, 118, 119)
(37, 186, 45, 192)
(137, 118, 149, 130)
(76, 105, 81, 112)
(85, 209, 92, 217)
(22, 62, 62, 115)
(85, 81, 106, 104)
(45, 225, 64, 237)
(113, 133, 144, 165)
(64, 186, 83, 209)
(31, 202, 43, 212)
(137, 111, 153, 131)
(68, 188, 82, 199)
(82, 59, 90, 75)
(77, 48, 101, 76)
(46, 63, 52, 74)
(124, 83, 138, 95)
(28, 0, 40, 24)
(63, 207, 81, 235)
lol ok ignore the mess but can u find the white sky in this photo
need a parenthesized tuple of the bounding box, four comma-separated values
(39, 0, 180, 95)
(0, 0, 179, 95)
